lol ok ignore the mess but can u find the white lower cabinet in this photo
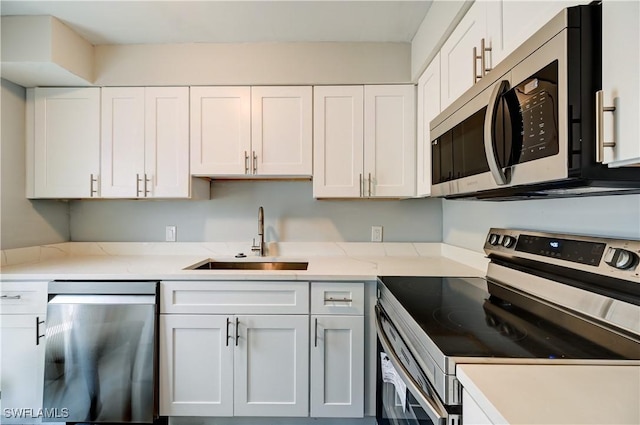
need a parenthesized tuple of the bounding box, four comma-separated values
(310, 315, 364, 418)
(160, 313, 308, 417)
(0, 282, 48, 425)
(310, 282, 365, 418)
(159, 315, 234, 417)
(160, 280, 366, 420)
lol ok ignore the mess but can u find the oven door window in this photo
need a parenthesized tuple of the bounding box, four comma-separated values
(377, 351, 434, 425)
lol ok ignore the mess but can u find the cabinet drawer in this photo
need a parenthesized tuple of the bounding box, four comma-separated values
(161, 281, 309, 314)
(0, 281, 48, 314)
(311, 282, 364, 315)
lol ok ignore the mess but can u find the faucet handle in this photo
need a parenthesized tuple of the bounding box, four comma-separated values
(251, 238, 261, 253)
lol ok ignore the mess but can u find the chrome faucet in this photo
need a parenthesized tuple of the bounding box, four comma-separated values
(251, 206, 266, 256)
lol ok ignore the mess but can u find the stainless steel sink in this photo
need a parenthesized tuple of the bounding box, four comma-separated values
(185, 260, 308, 271)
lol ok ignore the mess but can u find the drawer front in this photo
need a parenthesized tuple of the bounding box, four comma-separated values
(0, 281, 48, 314)
(161, 281, 309, 314)
(311, 282, 364, 315)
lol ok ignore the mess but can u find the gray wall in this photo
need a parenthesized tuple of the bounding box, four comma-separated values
(70, 181, 443, 243)
(443, 195, 640, 252)
(0, 78, 69, 249)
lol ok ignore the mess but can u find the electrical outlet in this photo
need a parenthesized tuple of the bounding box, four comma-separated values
(165, 225, 177, 242)
(371, 225, 383, 242)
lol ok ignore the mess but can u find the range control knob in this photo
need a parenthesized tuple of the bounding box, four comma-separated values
(605, 249, 639, 270)
(501, 236, 516, 248)
(488, 234, 500, 246)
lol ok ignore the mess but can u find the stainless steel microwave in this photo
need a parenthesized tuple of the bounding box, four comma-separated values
(430, 2, 640, 200)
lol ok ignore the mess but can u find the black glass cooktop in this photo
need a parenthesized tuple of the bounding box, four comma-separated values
(379, 276, 626, 360)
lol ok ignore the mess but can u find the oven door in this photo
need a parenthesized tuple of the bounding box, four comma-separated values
(375, 306, 459, 425)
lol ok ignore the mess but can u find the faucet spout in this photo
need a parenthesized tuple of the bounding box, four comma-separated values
(252, 206, 266, 256)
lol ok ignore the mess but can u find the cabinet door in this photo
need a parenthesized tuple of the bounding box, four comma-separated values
(101, 87, 146, 198)
(416, 54, 441, 197)
(364, 85, 416, 198)
(144, 87, 190, 197)
(190, 87, 251, 175)
(440, 1, 487, 110)
(310, 315, 364, 418)
(313, 86, 365, 198)
(1, 315, 46, 424)
(491, 1, 588, 67)
(234, 315, 309, 417)
(159, 315, 233, 417)
(31, 88, 100, 198)
(601, 0, 640, 167)
(251, 86, 313, 176)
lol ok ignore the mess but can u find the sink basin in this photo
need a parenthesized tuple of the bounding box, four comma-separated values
(186, 260, 308, 271)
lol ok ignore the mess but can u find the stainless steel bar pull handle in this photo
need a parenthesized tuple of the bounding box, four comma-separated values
(324, 297, 353, 303)
(144, 174, 151, 197)
(226, 317, 231, 347)
(90, 174, 98, 197)
(136, 173, 143, 197)
(244, 151, 250, 174)
(314, 318, 318, 347)
(481, 38, 492, 75)
(596, 90, 616, 163)
(235, 317, 240, 346)
(368, 173, 372, 197)
(36, 316, 45, 345)
(359, 173, 363, 197)
(473, 46, 482, 82)
(252, 151, 258, 175)
(1, 294, 21, 300)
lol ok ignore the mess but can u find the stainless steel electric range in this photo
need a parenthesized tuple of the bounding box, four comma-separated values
(375, 228, 640, 425)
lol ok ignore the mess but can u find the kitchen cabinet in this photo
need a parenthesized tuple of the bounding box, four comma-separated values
(190, 87, 251, 175)
(440, 1, 499, 110)
(101, 87, 196, 198)
(159, 281, 309, 417)
(0, 282, 48, 424)
(313, 85, 416, 198)
(190, 86, 312, 177)
(600, 0, 640, 167)
(416, 54, 441, 197)
(26, 88, 100, 199)
(493, 1, 589, 66)
(310, 282, 364, 418)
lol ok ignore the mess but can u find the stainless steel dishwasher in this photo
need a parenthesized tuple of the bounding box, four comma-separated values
(43, 281, 159, 423)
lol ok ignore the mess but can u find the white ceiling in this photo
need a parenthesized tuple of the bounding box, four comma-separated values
(0, 1, 433, 45)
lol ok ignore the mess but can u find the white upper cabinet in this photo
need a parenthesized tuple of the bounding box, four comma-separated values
(190, 86, 312, 177)
(144, 87, 191, 197)
(416, 53, 441, 198)
(491, 1, 589, 66)
(314, 85, 415, 198)
(27, 88, 100, 199)
(601, 0, 640, 167)
(440, 1, 494, 110)
(251, 86, 313, 176)
(101, 87, 146, 197)
(102, 87, 192, 198)
(364, 85, 416, 198)
(190, 87, 251, 175)
(313, 86, 365, 198)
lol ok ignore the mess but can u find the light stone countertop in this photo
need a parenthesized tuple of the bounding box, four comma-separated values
(0, 241, 487, 281)
(457, 364, 640, 425)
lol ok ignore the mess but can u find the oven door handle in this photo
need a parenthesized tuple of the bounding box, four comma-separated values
(484, 79, 511, 186)
(375, 306, 449, 425)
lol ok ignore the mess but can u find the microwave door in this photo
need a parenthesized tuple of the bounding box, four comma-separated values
(484, 80, 513, 186)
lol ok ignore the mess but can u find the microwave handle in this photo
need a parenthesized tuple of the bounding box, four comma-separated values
(484, 79, 511, 185)
(375, 306, 448, 425)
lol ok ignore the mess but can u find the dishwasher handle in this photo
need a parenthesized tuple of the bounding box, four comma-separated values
(48, 294, 156, 305)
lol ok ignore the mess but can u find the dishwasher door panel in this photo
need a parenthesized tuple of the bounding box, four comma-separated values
(43, 295, 156, 423)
